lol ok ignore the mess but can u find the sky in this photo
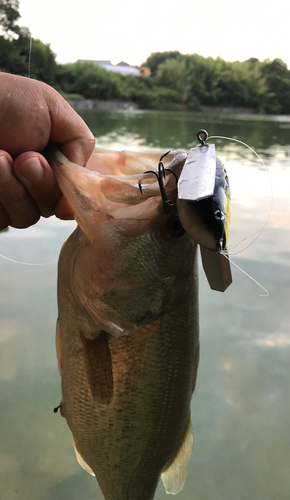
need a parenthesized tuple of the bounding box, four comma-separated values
(18, 0, 290, 68)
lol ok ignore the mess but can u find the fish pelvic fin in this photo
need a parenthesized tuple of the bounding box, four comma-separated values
(81, 330, 113, 405)
(161, 419, 193, 495)
(73, 437, 95, 476)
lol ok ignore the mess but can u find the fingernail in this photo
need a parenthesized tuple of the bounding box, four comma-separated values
(0, 156, 12, 180)
(19, 157, 43, 182)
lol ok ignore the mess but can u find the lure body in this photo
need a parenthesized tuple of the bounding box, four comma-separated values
(178, 156, 231, 252)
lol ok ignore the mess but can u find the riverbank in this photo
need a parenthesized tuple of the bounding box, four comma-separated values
(66, 99, 139, 111)
(201, 105, 255, 114)
(67, 99, 255, 114)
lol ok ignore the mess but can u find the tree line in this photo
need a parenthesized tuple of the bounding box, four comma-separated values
(1, 0, 290, 114)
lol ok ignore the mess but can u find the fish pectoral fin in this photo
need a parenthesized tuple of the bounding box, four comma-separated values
(161, 419, 193, 495)
(73, 437, 95, 476)
(81, 330, 114, 405)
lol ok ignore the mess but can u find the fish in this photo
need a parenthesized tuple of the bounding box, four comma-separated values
(47, 145, 229, 500)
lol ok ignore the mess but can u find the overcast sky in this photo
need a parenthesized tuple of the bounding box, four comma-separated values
(19, 0, 290, 68)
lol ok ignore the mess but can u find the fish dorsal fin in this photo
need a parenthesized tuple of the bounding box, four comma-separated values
(161, 419, 193, 495)
(73, 437, 95, 476)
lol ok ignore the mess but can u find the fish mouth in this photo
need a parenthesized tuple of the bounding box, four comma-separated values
(45, 145, 187, 242)
(46, 145, 231, 252)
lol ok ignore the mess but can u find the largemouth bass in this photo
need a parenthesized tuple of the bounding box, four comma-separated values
(48, 146, 228, 500)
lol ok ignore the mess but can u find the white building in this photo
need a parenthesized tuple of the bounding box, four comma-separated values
(78, 60, 140, 76)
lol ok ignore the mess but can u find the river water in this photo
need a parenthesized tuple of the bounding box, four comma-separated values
(0, 110, 290, 500)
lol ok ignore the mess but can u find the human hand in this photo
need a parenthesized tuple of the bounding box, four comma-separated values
(0, 73, 95, 230)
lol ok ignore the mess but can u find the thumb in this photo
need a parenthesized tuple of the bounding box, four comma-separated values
(44, 84, 95, 166)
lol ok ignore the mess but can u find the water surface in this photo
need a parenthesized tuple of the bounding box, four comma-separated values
(0, 110, 290, 500)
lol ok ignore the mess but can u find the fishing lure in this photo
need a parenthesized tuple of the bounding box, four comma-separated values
(177, 130, 232, 291)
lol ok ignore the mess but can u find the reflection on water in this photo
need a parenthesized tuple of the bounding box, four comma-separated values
(1, 111, 290, 500)
(79, 108, 290, 152)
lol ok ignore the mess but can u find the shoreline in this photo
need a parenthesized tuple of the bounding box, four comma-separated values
(66, 99, 139, 111)
(66, 99, 255, 114)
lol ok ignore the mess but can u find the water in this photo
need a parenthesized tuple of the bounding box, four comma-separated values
(0, 110, 290, 500)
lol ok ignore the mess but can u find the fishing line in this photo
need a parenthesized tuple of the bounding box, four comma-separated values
(0, 252, 57, 266)
(27, 34, 33, 78)
(208, 135, 273, 255)
(0, 36, 57, 267)
(208, 135, 272, 296)
(222, 252, 269, 297)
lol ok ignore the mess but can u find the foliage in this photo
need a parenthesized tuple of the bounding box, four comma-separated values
(59, 91, 84, 100)
(0, 0, 21, 37)
(260, 58, 290, 114)
(0, 0, 57, 83)
(0, 32, 27, 73)
(55, 61, 122, 100)
(27, 38, 57, 84)
(54, 62, 181, 110)
(113, 74, 178, 109)
(2, 4, 290, 116)
(155, 58, 190, 101)
(0, 34, 57, 84)
(142, 50, 183, 75)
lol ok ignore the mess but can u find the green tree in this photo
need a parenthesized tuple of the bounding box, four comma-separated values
(0, 32, 57, 83)
(213, 59, 268, 109)
(0, 0, 27, 38)
(185, 54, 219, 109)
(55, 61, 122, 100)
(155, 58, 189, 101)
(0, 32, 26, 73)
(142, 51, 182, 75)
(261, 58, 290, 114)
(185, 54, 270, 111)
(23, 38, 57, 84)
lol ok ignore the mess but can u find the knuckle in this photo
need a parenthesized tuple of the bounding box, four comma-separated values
(11, 213, 40, 229)
(0, 204, 10, 230)
(0, 222, 9, 231)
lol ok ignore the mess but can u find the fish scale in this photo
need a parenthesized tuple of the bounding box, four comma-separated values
(59, 229, 198, 500)
(59, 284, 199, 500)
(46, 146, 229, 500)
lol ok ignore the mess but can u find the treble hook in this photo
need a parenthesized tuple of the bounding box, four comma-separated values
(158, 150, 171, 179)
(138, 151, 176, 215)
(138, 151, 185, 238)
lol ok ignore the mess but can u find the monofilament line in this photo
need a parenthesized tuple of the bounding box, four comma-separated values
(208, 135, 273, 255)
(28, 34, 33, 78)
(208, 134, 270, 296)
(0, 252, 57, 266)
(222, 252, 269, 297)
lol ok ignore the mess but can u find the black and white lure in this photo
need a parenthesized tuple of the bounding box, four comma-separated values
(177, 130, 232, 292)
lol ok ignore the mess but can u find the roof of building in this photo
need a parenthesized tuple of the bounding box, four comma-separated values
(78, 59, 140, 76)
